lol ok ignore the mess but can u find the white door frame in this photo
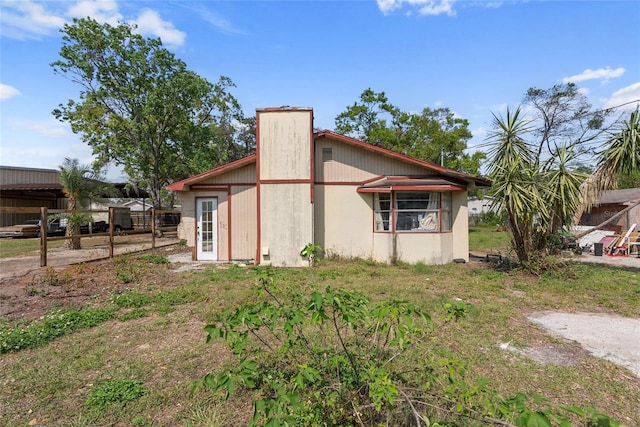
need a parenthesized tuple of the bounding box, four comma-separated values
(196, 197, 217, 261)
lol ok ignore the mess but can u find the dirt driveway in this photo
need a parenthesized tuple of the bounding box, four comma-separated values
(0, 236, 181, 283)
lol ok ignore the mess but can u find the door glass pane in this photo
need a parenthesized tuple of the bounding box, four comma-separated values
(202, 201, 214, 253)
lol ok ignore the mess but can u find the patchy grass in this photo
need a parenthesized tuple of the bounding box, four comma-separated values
(469, 224, 512, 255)
(0, 243, 639, 425)
(0, 237, 50, 258)
(0, 234, 160, 258)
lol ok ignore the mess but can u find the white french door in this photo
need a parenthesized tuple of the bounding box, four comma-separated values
(196, 198, 217, 260)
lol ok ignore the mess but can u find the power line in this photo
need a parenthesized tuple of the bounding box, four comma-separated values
(465, 98, 640, 152)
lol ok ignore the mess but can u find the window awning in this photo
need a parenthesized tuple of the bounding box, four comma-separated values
(357, 177, 466, 193)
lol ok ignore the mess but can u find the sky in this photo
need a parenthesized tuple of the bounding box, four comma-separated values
(1, 0, 639, 182)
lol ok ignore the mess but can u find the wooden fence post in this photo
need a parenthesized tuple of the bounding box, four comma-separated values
(109, 207, 114, 258)
(151, 208, 156, 250)
(40, 207, 48, 267)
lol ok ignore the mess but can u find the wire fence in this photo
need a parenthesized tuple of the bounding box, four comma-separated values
(0, 206, 181, 267)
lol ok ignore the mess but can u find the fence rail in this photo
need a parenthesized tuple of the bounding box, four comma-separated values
(0, 207, 180, 267)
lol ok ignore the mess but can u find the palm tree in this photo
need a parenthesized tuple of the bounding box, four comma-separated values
(59, 158, 116, 249)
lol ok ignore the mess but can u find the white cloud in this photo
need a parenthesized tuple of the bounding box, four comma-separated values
(0, 0, 65, 39)
(66, 0, 122, 26)
(377, 0, 456, 16)
(601, 82, 640, 111)
(174, 2, 246, 35)
(1, 1, 186, 48)
(132, 8, 186, 47)
(562, 67, 625, 84)
(23, 120, 69, 138)
(471, 126, 487, 138)
(0, 84, 20, 101)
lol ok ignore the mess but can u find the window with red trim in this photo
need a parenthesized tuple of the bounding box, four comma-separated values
(374, 191, 452, 233)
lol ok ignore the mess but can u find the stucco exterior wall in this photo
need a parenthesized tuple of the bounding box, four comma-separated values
(260, 183, 313, 267)
(314, 185, 372, 259)
(258, 110, 312, 181)
(395, 233, 453, 264)
(451, 191, 469, 261)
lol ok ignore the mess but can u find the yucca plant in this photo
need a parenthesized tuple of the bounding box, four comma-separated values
(486, 107, 589, 263)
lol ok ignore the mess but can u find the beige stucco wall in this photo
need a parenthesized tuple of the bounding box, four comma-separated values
(259, 110, 312, 181)
(372, 230, 454, 264)
(314, 185, 372, 259)
(316, 185, 470, 265)
(395, 233, 453, 264)
(451, 191, 469, 261)
(260, 183, 313, 267)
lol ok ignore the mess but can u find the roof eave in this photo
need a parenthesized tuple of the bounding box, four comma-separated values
(166, 155, 257, 191)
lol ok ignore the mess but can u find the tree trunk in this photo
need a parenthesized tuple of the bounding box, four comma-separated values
(507, 206, 529, 263)
(63, 197, 82, 250)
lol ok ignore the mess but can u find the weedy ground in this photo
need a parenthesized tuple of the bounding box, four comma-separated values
(0, 226, 639, 426)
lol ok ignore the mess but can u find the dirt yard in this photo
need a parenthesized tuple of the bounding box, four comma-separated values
(0, 237, 186, 322)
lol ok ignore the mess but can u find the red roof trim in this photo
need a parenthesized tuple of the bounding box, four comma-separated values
(166, 155, 256, 191)
(357, 184, 465, 193)
(256, 107, 313, 113)
(357, 187, 392, 193)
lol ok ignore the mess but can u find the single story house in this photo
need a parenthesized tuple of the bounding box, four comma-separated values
(468, 195, 498, 216)
(167, 107, 491, 267)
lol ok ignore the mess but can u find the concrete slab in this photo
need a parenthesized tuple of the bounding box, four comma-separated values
(527, 311, 640, 377)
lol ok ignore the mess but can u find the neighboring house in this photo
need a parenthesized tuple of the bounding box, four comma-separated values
(579, 188, 640, 233)
(468, 196, 498, 216)
(167, 107, 491, 266)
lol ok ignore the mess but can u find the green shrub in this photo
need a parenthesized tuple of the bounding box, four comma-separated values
(85, 379, 148, 410)
(197, 268, 621, 426)
(0, 307, 116, 353)
(138, 254, 169, 264)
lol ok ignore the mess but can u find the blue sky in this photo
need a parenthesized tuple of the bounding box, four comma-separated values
(1, 0, 639, 182)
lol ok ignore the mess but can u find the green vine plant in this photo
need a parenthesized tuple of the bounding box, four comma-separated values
(196, 267, 621, 427)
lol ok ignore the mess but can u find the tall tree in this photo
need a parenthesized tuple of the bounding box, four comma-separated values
(334, 88, 484, 174)
(523, 83, 609, 167)
(335, 88, 398, 146)
(51, 18, 244, 208)
(58, 157, 116, 250)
